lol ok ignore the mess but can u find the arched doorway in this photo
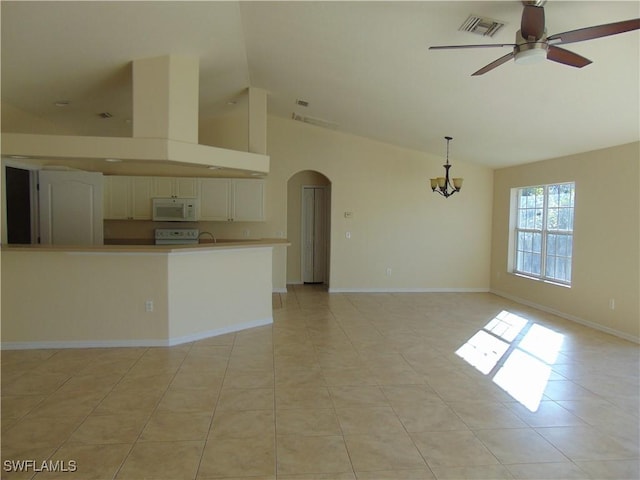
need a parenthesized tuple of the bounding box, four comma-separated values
(286, 170, 331, 286)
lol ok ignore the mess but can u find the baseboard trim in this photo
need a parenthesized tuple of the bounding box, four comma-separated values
(167, 317, 273, 346)
(490, 289, 639, 344)
(0, 317, 274, 350)
(272, 288, 288, 294)
(327, 287, 489, 293)
(1, 338, 168, 350)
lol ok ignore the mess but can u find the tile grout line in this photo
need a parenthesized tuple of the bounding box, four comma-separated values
(192, 333, 235, 480)
(41, 347, 151, 480)
(111, 345, 192, 479)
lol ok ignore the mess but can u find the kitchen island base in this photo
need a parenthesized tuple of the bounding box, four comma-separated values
(1, 242, 284, 349)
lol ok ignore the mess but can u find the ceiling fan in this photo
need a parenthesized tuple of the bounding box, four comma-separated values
(429, 0, 640, 76)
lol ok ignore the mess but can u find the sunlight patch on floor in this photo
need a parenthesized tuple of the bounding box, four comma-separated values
(456, 310, 564, 412)
(493, 349, 553, 411)
(455, 330, 509, 375)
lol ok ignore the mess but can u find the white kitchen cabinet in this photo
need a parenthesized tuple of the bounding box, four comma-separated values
(152, 177, 198, 198)
(130, 177, 154, 219)
(232, 179, 265, 222)
(105, 175, 264, 222)
(104, 176, 130, 220)
(104, 176, 153, 220)
(199, 178, 232, 221)
(198, 178, 265, 222)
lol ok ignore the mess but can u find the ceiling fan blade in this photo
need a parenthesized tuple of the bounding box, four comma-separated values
(471, 51, 515, 76)
(429, 43, 515, 50)
(547, 18, 640, 45)
(521, 5, 545, 40)
(547, 46, 592, 68)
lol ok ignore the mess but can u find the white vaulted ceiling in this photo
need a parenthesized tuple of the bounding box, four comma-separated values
(2, 1, 639, 168)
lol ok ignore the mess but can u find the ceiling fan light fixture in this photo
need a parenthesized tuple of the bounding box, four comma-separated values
(431, 4, 639, 75)
(514, 41, 548, 65)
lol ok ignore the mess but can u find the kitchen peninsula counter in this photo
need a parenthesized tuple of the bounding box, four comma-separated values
(2, 239, 289, 349)
(5, 238, 289, 252)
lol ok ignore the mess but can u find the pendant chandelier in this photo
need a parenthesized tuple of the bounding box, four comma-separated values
(430, 136, 463, 198)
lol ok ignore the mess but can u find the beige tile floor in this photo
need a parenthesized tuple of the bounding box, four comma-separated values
(2, 286, 638, 479)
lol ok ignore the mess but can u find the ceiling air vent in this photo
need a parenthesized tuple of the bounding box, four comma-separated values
(295, 99, 309, 107)
(459, 15, 506, 37)
(98, 112, 113, 119)
(291, 113, 338, 130)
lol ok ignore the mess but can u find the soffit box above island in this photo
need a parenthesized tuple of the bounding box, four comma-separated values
(1, 55, 269, 175)
(1, 132, 269, 174)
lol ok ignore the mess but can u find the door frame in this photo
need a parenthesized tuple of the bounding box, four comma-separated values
(1, 161, 39, 244)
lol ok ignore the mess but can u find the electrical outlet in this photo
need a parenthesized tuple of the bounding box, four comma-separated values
(243, 229, 250, 237)
(345, 232, 351, 239)
(609, 298, 616, 310)
(145, 300, 154, 312)
(386, 267, 392, 276)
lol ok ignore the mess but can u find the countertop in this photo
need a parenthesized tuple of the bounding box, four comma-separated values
(2, 238, 290, 253)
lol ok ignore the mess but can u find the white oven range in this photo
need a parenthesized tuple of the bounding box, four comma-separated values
(154, 228, 199, 245)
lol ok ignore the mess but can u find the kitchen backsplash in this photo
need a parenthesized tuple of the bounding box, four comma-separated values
(104, 220, 272, 242)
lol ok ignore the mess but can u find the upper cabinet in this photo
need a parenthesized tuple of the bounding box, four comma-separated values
(199, 178, 232, 221)
(151, 177, 199, 198)
(104, 176, 130, 220)
(199, 178, 265, 222)
(232, 179, 265, 222)
(104, 176, 153, 220)
(104, 176, 265, 222)
(130, 177, 154, 218)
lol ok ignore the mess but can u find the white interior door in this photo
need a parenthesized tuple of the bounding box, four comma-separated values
(38, 170, 104, 245)
(302, 186, 328, 283)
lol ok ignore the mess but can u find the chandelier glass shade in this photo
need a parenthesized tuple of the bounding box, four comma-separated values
(430, 136, 463, 198)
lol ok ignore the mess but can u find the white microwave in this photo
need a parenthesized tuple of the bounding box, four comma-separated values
(152, 198, 199, 222)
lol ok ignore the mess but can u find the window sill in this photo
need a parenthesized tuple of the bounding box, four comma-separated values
(509, 272, 572, 289)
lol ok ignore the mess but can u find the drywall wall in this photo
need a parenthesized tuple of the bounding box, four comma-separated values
(1, 251, 169, 346)
(490, 142, 640, 341)
(1, 101, 77, 135)
(201, 114, 494, 291)
(199, 109, 248, 153)
(167, 247, 272, 339)
(267, 116, 494, 291)
(1, 247, 274, 348)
